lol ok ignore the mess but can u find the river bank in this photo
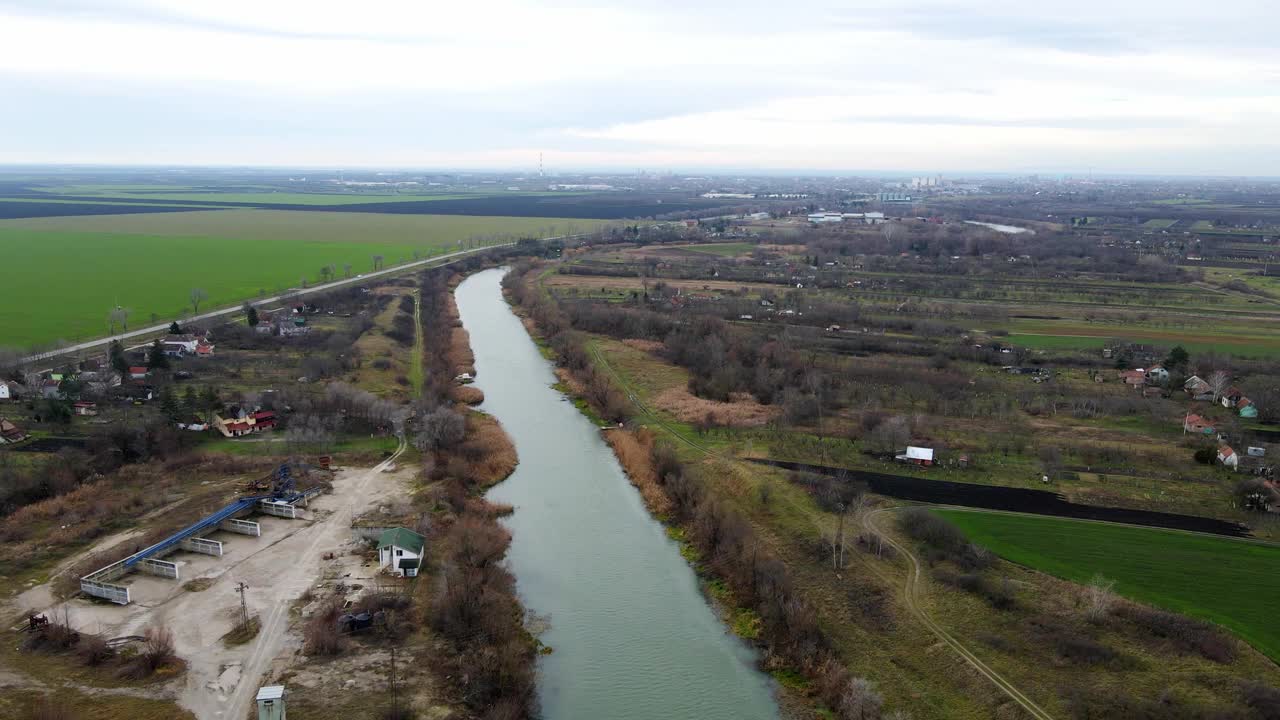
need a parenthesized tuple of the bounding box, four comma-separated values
(496, 263, 865, 719)
(457, 267, 783, 720)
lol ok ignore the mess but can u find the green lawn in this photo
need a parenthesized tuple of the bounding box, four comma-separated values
(937, 510, 1280, 662)
(1141, 218, 1177, 229)
(675, 242, 758, 257)
(0, 209, 608, 348)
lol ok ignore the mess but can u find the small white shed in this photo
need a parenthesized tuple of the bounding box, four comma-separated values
(256, 685, 287, 720)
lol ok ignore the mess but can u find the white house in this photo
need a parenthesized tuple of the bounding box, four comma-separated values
(377, 527, 425, 578)
(1218, 446, 1240, 471)
(0, 381, 11, 400)
(895, 446, 935, 466)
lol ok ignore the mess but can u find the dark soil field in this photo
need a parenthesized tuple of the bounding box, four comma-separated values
(0, 191, 730, 220)
(751, 458, 1252, 537)
(0, 200, 222, 220)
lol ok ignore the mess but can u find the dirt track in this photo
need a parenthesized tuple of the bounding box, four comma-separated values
(12, 437, 410, 720)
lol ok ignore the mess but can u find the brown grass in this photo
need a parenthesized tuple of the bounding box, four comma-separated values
(458, 412, 518, 489)
(554, 367, 586, 396)
(653, 386, 780, 427)
(604, 428, 674, 515)
(621, 338, 665, 353)
(449, 327, 476, 375)
(451, 385, 485, 405)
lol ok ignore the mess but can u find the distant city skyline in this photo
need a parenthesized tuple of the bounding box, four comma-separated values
(2, 0, 1278, 175)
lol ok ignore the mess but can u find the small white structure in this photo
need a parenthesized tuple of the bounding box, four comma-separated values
(1218, 446, 1240, 471)
(377, 527, 425, 578)
(895, 446, 935, 466)
(0, 381, 11, 400)
(1247, 446, 1267, 458)
(256, 685, 287, 720)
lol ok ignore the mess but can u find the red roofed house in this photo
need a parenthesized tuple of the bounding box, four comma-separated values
(128, 366, 149, 380)
(213, 410, 277, 438)
(1221, 387, 1246, 409)
(1183, 413, 1215, 435)
(196, 342, 215, 357)
(1217, 445, 1239, 471)
(1119, 369, 1147, 388)
(72, 401, 97, 416)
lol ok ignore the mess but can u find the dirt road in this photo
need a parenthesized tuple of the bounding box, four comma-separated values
(863, 508, 1056, 720)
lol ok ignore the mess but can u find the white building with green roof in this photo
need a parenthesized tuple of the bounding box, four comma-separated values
(377, 527, 425, 578)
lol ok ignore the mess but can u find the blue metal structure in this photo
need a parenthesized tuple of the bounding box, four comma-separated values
(122, 495, 270, 568)
(120, 463, 321, 568)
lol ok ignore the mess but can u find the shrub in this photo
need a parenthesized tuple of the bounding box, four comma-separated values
(140, 625, 176, 673)
(1241, 682, 1280, 720)
(76, 633, 113, 666)
(1116, 603, 1237, 663)
(304, 600, 346, 656)
(1054, 635, 1119, 666)
(26, 698, 78, 720)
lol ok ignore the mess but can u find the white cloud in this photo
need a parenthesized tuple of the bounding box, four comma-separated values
(0, 0, 1277, 173)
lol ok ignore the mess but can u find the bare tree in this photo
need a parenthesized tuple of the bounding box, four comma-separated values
(107, 306, 129, 334)
(415, 407, 466, 452)
(1083, 574, 1117, 623)
(343, 263, 353, 278)
(372, 254, 385, 271)
(1208, 370, 1232, 403)
(881, 222, 906, 245)
(839, 676, 884, 720)
(190, 288, 209, 314)
(828, 495, 866, 570)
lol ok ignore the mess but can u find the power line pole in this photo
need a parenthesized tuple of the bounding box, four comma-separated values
(234, 581, 250, 629)
(389, 646, 399, 716)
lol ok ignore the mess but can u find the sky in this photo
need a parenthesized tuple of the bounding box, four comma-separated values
(1, 0, 1278, 175)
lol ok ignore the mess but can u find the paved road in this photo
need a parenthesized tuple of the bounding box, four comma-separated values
(19, 242, 515, 366)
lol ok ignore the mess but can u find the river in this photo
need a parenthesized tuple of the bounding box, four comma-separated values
(963, 220, 1034, 234)
(455, 268, 780, 720)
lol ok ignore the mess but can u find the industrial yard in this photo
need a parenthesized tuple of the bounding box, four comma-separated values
(6, 444, 415, 719)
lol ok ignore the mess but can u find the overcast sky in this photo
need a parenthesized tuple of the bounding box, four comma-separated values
(2, 0, 1278, 175)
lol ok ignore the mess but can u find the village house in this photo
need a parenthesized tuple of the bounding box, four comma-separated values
(40, 378, 62, 399)
(1221, 387, 1246, 409)
(128, 366, 150, 381)
(176, 416, 210, 432)
(1218, 445, 1240, 471)
(0, 418, 28, 444)
(377, 527, 425, 578)
(72, 401, 97, 416)
(1119, 369, 1147, 388)
(1184, 375, 1213, 401)
(895, 446, 935, 466)
(0, 380, 15, 400)
(1145, 365, 1170, 384)
(1238, 398, 1259, 419)
(213, 409, 277, 438)
(164, 334, 216, 357)
(1183, 413, 1215, 435)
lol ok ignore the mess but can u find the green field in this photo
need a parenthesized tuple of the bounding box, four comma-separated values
(937, 510, 1280, 662)
(1141, 218, 1177, 229)
(33, 185, 571, 206)
(675, 242, 758, 257)
(0, 210, 607, 348)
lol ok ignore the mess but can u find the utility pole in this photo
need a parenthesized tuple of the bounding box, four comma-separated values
(389, 646, 399, 716)
(234, 581, 250, 629)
